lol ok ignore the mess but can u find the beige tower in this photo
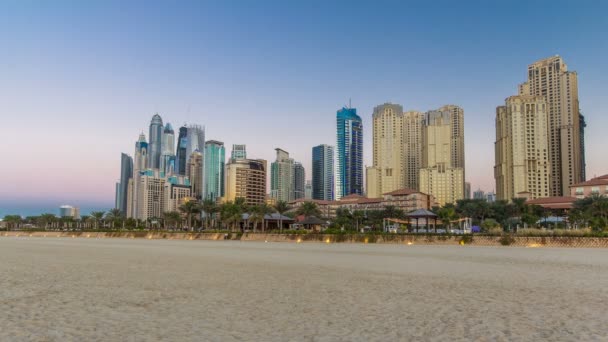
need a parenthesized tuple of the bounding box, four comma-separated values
(495, 96, 550, 201)
(419, 106, 465, 206)
(403, 111, 424, 190)
(367, 103, 404, 198)
(519, 56, 581, 196)
(187, 150, 203, 200)
(225, 158, 267, 205)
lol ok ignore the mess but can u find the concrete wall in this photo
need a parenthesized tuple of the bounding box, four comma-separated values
(3, 231, 608, 248)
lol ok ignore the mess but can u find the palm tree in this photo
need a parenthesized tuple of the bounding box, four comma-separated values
(38, 213, 57, 230)
(201, 199, 218, 229)
(352, 210, 365, 232)
(296, 201, 322, 218)
(274, 200, 290, 233)
(179, 200, 201, 231)
(163, 211, 182, 230)
(258, 204, 275, 232)
(249, 206, 264, 232)
(105, 208, 123, 229)
(90, 211, 105, 230)
(2, 215, 22, 231)
(220, 199, 246, 232)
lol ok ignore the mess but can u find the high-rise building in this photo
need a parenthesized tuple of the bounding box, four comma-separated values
(312, 144, 334, 201)
(175, 126, 188, 175)
(187, 150, 204, 200)
(271, 148, 294, 202)
(495, 95, 550, 201)
(137, 169, 166, 220)
(367, 103, 405, 198)
(336, 107, 363, 199)
(186, 125, 205, 162)
(464, 182, 471, 199)
(579, 113, 586, 181)
(225, 158, 267, 205)
(160, 123, 176, 175)
(128, 133, 148, 218)
(403, 111, 425, 190)
(148, 114, 163, 170)
(117, 153, 133, 215)
(305, 180, 313, 199)
(231, 144, 247, 160)
(419, 106, 465, 206)
(293, 162, 305, 200)
(164, 174, 192, 213)
(519, 56, 582, 196)
(473, 189, 485, 200)
(204, 140, 225, 202)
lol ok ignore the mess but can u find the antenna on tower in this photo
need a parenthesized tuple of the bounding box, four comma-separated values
(349, 98, 352, 109)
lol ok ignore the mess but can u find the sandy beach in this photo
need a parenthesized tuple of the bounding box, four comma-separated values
(1, 238, 607, 341)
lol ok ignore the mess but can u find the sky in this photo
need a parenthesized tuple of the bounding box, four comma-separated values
(1, 0, 607, 217)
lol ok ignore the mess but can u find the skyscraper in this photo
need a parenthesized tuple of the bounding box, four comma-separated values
(336, 107, 363, 199)
(187, 150, 204, 200)
(367, 103, 404, 198)
(186, 125, 205, 162)
(117, 153, 133, 215)
(579, 113, 586, 181)
(128, 133, 148, 218)
(519, 56, 582, 196)
(305, 180, 313, 199)
(204, 140, 225, 202)
(293, 162, 305, 200)
(495, 95, 550, 201)
(419, 106, 465, 206)
(160, 123, 176, 175)
(231, 144, 247, 161)
(464, 182, 471, 200)
(148, 113, 163, 170)
(225, 158, 267, 205)
(312, 144, 334, 201)
(271, 148, 294, 202)
(403, 110, 425, 190)
(175, 126, 188, 175)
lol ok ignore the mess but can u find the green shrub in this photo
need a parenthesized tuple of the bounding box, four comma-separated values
(498, 234, 515, 246)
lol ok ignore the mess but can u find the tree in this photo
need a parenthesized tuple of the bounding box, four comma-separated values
(296, 201, 322, 217)
(273, 200, 290, 233)
(201, 199, 218, 229)
(437, 206, 458, 231)
(105, 208, 123, 229)
(220, 199, 245, 232)
(90, 211, 106, 230)
(38, 213, 57, 230)
(249, 205, 265, 232)
(2, 215, 22, 230)
(179, 201, 201, 231)
(163, 211, 181, 230)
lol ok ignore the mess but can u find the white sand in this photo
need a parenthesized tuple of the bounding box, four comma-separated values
(1, 238, 608, 341)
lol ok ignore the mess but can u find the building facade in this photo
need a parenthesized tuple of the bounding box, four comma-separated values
(495, 95, 550, 201)
(403, 110, 425, 190)
(270, 148, 294, 202)
(204, 140, 225, 202)
(367, 103, 405, 198)
(187, 150, 203, 200)
(225, 158, 267, 205)
(175, 126, 188, 175)
(231, 144, 247, 161)
(312, 144, 334, 201)
(59, 205, 80, 219)
(570, 174, 608, 199)
(148, 114, 163, 170)
(419, 106, 465, 206)
(336, 107, 363, 199)
(160, 122, 176, 175)
(117, 153, 133, 215)
(293, 162, 306, 200)
(519, 56, 583, 196)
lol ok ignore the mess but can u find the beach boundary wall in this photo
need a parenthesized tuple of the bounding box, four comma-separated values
(3, 231, 608, 248)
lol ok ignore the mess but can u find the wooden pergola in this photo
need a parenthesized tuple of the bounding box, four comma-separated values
(406, 209, 438, 233)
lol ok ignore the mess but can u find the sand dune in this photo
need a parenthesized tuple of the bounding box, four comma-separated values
(1, 238, 607, 341)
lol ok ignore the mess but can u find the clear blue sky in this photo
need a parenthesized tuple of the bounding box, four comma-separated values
(1, 0, 607, 216)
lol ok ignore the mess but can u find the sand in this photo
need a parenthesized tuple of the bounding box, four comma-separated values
(1, 238, 607, 341)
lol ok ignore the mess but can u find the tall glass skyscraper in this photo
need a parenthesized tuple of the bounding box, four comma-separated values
(335, 107, 363, 199)
(148, 114, 163, 169)
(160, 123, 176, 175)
(293, 162, 305, 200)
(312, 144, 334, 201)
(176, 126, 188, 175)
(231, 144, 247, 161)
(117, 153, 133, 215)
(204, 140, 225, 201)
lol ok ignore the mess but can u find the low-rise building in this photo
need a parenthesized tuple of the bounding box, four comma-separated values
(288, 188, 435, 219)
(570, 174, 608, 199)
